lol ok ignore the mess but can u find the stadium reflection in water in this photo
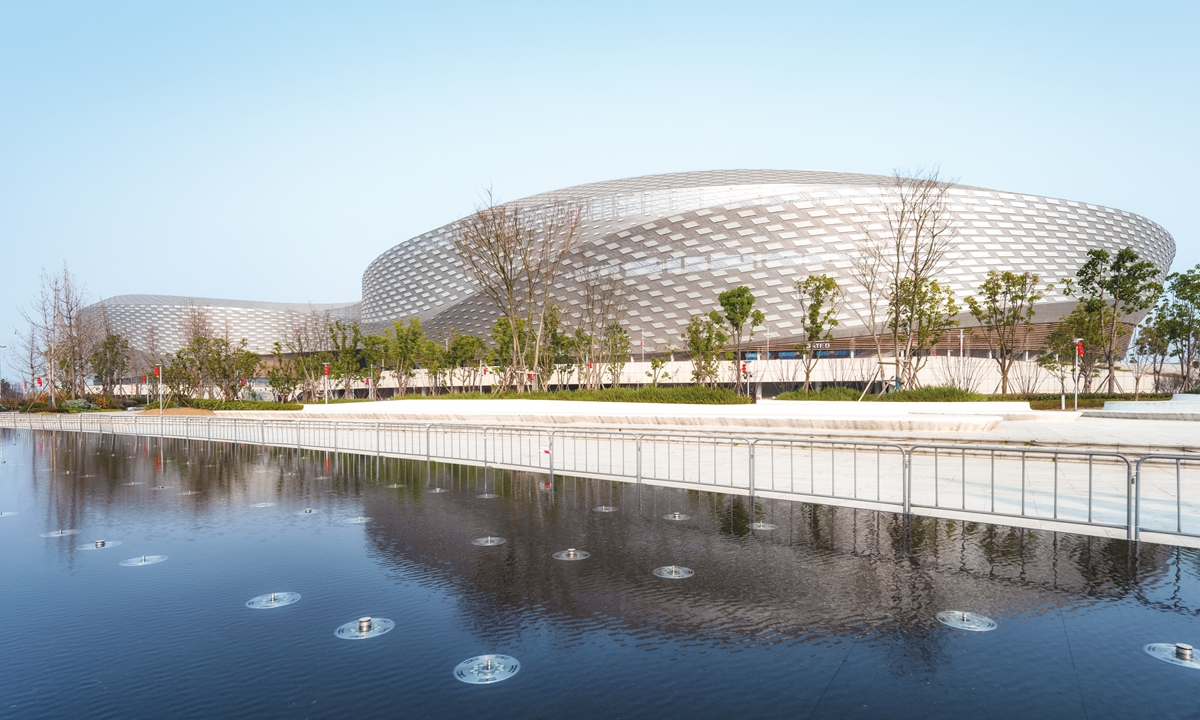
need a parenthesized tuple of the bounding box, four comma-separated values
(2, 429, 1198, 719)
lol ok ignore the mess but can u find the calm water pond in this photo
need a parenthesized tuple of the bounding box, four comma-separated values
(2, 428, 1199, 719)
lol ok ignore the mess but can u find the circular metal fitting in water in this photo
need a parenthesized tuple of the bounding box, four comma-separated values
(427, 487, 449, 494)
(593, 506, 618, 513)
(298, 508, 318, 515)
(252, 502, 275, 508)
(246, 592, 301, 609)
(552, 548, 590, 561)
(453, 655, 520, 685)
(342, 516, 371, 524)
(120, 555, 168, 567)
(40, 529, 81, 538)
(79, 540, 122, 550)
(334, 616, 394, 640)
(750, 522, 777, 530)
(936, 611, 997, 632)
(153, 486, 172, 490)
(179, 490, 201, 496)
(653, 565, 694, 579)
(471, 536, 506, 547)
(1145, 643, 1200, 669)
(476, 493, 498, 499)
(384, 484, 401, 489)
(123, 482, 144, 486)
(663, 512, 690, 521)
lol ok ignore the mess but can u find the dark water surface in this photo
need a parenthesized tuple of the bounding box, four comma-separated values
(2, 429, 1199, 719)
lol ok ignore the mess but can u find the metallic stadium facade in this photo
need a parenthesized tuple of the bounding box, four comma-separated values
(97, 295, 360, 355)
(96, 170, 1174, 355)
(360, 170, 1175, 352)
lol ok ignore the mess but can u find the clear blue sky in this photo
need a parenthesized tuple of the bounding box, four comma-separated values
(2, 1, 1196, 378)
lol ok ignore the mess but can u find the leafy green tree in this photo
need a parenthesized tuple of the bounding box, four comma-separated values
(198, 337, 260, 401)
(602, 323, 630, 388)
(1071, 247, 1162, 392)
(386, 318, 426, 396)
(646, 355, 671, 387)
(264, 342, 303, 403)
(889, 278, 958, 388)
(795, 274, 841, 392)
(420, 338, 446, 393)
(328, 320, 363, 398)
(1132, 312, 1173, 393)
(445, 333, 486, 392)
(718, 285, 765, 395)
(1043, 303, 1112, 393)
(1156, 265, 1200, 391)
(684, 311, 731, 387)
(965, 271, 1048, 394)
(360, 334, 389, 400)
(89, 332, 130, 399)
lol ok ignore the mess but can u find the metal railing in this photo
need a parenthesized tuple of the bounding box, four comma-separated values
(3, 413, 1197, 544)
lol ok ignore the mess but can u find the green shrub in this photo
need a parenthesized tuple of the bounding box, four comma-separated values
(992, 392, 1172, 410)
(385, 386, 752, 405)
(775, 386, 862, 401)
(62, 398, 100, 411)
(183, 399, 303, 411)
(300, 397, 374, 404)
(875, 386, 986, 402)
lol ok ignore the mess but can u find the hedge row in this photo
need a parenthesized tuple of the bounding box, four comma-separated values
(182, 399, 303, 411)
(776, 386, 986, 402)
(385, 386, 753, 405)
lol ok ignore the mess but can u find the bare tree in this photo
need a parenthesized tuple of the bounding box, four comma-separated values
(21, 264, 101, 406)
(453, 193, 583, 392)
(847, 170, 960, 391)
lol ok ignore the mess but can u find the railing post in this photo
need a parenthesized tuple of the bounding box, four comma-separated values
(636, 435, 642, 485)
(1131, 458, 1140, 542)
(376, 422, 380, 457)
(333, 422, 338, 452)
(748, 440, 756, 503)
(548, 430, 554, 483)
(295, 419, 301, 453)
(425, 425, 431, 463)
(902, 449, 911, 515)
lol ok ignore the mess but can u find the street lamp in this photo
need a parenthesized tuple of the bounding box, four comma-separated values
(1072, 338, 1084, 411)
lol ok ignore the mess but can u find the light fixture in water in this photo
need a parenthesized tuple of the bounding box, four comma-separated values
(1145, 643, 1200, 669)
(335, 616, 394, 640)
(153, 486, 172, 490)
(428, 487, 448, 494)
(384, 484, 401, 489)
(123, 482, 144, 486)
(471, 536, 506, 546)
(750, 522, 777, 530)
(79, 540, 122, 550)
(252, 502, 275, 508)
(179, 490, 201, 496)
(246, 592, 301, 609)
(453, 655, 520, 685)
(120, 555, 168, 567)
(297, 508, 318, 515)
(477, 493, 498, 499)
(40, 529, 81, 538)
(342, 516, 371, 524)
(552, 548, 590, 561)
(653, 565, 694, 579)
(663, 512, 690, 521)
(936, 611, 997, 632)
(593, 506, 618, 513)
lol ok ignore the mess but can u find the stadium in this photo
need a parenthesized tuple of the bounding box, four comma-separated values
(97, 170, 1175, 357)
